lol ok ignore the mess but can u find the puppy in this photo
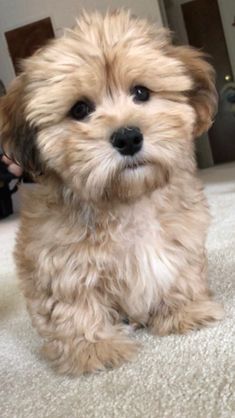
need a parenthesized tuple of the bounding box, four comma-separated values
(0, 10, 223, 375)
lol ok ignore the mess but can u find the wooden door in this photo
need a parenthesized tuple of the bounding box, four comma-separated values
(182, 0, 235, 164)
(5, 18, 55, 75)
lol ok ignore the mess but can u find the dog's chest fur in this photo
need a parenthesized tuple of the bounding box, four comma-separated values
(19, 178, 207, 320)
(77, 195, 187, 317)
(56, 191, 186, 317)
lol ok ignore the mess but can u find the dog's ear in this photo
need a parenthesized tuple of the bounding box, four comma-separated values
(170, 46, 218, 137)
(0, 76, 42, 175)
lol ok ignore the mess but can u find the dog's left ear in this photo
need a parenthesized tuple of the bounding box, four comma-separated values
(0, 75, 42, 175)
(170, 46, 218, 137)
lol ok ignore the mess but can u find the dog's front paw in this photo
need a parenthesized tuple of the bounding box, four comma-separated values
(149, 299, 224, 336)
(78, 337, 140, 374)
(42, 335, 140, 375)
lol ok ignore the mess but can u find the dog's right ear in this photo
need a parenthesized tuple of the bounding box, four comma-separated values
(0, 76, 42, 175)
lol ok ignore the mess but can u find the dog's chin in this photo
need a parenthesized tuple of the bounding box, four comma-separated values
(115, 162, 170, 200)
(78, 161, 171, 204)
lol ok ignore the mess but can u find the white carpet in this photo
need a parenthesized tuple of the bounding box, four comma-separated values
(0, 164, 235, 418)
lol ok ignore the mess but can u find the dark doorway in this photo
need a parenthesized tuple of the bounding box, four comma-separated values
(5, 17, 55, 75)
(164, 0, 235, 165)
(181, 0, 235, 165)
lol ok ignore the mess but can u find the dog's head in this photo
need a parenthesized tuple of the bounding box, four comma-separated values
(0, 10, 217, 202)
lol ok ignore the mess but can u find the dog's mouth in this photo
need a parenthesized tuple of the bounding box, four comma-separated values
(122, 159, 147, 170)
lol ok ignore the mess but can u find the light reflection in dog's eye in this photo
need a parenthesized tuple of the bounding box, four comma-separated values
(131, 85, 150, 103)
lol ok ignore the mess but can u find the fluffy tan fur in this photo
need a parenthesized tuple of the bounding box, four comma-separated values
(0, 10, 223, 375)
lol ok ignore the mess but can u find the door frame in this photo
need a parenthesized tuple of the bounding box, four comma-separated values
(0, 13, 57, 86)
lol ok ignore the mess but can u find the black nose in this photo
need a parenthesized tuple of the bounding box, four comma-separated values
(110, 126, 143, 156)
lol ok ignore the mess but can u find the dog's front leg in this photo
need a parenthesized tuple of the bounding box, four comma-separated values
(17, 239, 139, 375)
(148, 290, 223, 336)
(26, 281, 138, 375)
(39, 290, 138, 375)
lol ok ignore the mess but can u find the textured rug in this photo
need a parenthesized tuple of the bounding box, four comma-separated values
(0, 163, 235, 418)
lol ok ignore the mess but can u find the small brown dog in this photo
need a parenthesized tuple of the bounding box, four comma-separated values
(0, 10, 223, 375)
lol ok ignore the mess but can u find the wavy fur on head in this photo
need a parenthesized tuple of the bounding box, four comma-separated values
(0, 10, 223, 375)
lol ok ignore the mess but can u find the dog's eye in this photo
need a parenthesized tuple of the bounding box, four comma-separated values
(131, 85, 150, 103)
(69, 100, 95, 120)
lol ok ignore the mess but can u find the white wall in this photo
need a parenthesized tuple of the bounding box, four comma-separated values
(162, 0, 189, 45)
(0, 0, 163, 87)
